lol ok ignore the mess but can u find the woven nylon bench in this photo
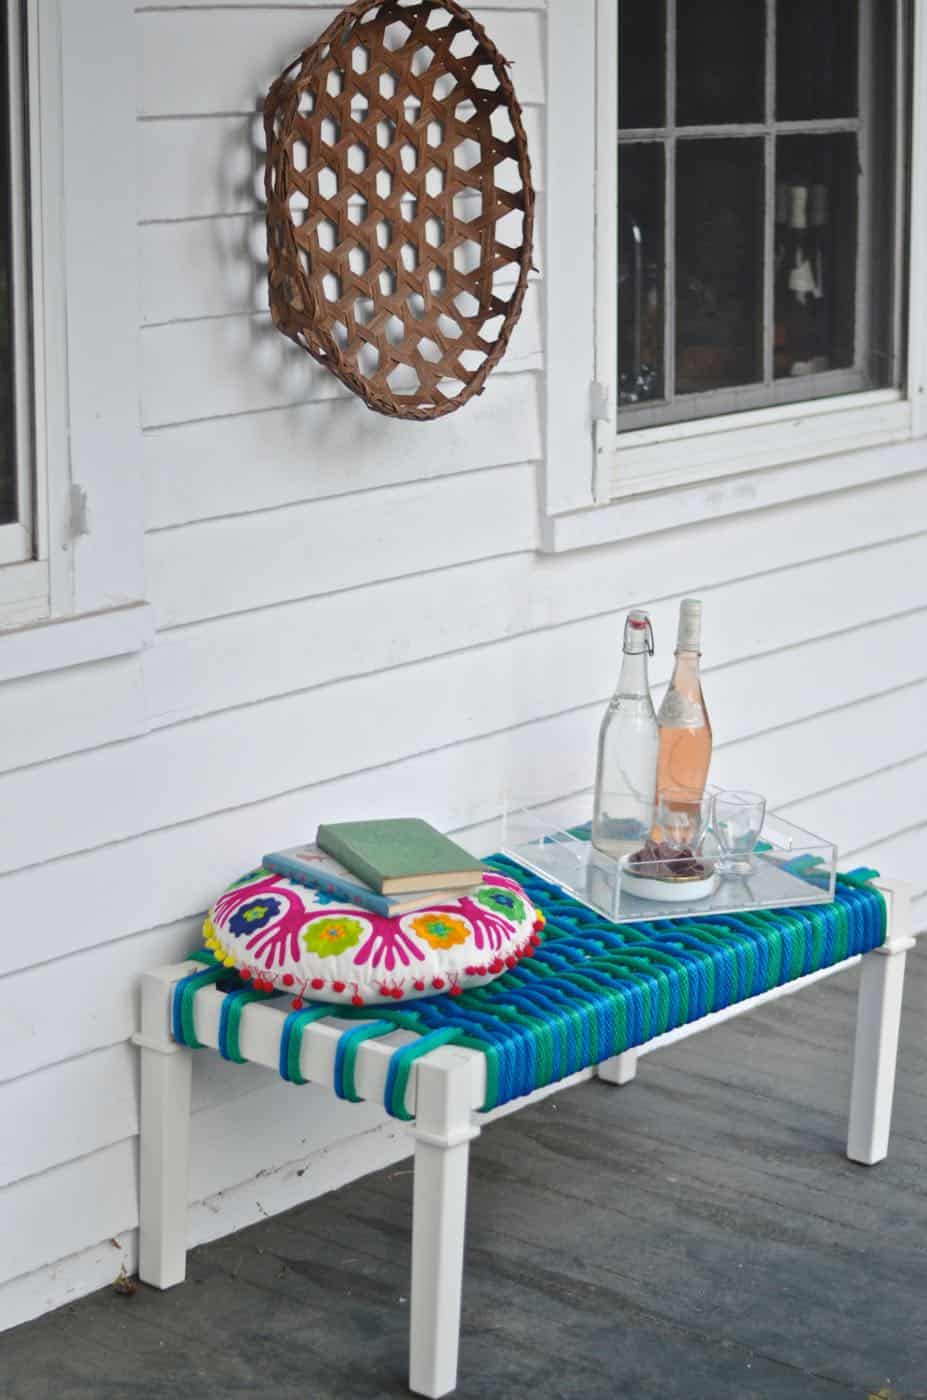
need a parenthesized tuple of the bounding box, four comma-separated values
(133, 864, 917, 1398)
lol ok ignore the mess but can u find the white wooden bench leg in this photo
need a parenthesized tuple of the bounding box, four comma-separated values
(597, 1048, 639, 1085)
(847, 881, 916, 1166)
(133, 968, 195, 1288)
(409, 1050, 481, 1399)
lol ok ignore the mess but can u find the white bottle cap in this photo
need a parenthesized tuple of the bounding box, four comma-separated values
(676, 598, 702, 652)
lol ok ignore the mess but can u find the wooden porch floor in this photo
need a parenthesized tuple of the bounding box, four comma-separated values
(4, 951, 926, 1400)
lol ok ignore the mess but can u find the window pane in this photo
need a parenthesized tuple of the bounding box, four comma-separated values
(677, 0, 765, 126)
(619, 144, 664, 404)
(774, 133, 858, 378)
(676, 139, 764, 394)
(0, 4, 16, 525)
(619, 1, 665, 130)
(776, 0, 858, 120)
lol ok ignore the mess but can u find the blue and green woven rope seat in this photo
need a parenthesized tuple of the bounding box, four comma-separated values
(172, 860, 886, 1118)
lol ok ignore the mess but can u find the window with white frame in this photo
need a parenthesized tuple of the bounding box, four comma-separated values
(0, 0, 150, 676)
(615, 0, 906, 431)
(0, 0, 33, 567)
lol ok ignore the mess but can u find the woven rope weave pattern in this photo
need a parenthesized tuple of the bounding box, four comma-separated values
(173, 865, 886, 1116)
(264, 0, 535, 419)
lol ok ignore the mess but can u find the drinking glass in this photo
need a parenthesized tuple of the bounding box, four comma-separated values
(712, 789, 766, 876)
(656, 786, 712, 856)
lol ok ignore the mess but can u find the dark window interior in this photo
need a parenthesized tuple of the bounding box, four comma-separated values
(616, 0, 903, 428)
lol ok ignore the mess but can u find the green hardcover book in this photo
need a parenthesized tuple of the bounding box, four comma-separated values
(316, 818, 484, 895)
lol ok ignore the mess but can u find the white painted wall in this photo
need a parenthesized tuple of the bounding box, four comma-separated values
(0, 0, 924, 1332)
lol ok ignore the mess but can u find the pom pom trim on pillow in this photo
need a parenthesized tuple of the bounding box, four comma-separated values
(204, 866, 545, 1008)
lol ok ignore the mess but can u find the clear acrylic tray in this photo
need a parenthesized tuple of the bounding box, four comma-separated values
(500, 799, 836, 924)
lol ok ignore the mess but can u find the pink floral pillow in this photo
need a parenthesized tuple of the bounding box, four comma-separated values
(204, 866, 544, 1006)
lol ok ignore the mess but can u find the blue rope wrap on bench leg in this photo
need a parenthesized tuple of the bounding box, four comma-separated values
(172, 962, 229, 1049)
(218, 988, 283, 1063)
(332, 1021, 396, 1102)
(383, 1027, 466, 1122)
(278, 1005, 333, 1084)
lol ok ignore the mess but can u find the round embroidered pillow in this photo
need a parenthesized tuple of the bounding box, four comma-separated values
(204, 867, 544, 1007)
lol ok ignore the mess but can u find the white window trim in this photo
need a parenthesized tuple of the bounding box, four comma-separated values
(542, 0, 927, 551)
(0, 0, 151, 678)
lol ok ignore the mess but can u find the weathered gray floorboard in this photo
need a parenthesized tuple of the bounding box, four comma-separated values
(2, 955, 924, 1399)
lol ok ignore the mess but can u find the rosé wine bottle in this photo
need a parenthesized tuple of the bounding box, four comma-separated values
(656, 599, 712, 802)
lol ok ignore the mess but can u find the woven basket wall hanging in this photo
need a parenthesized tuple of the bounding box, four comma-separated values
(264, 0, 534, 421)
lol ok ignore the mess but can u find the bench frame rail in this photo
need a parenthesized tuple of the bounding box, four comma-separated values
(133, 878, 915, 1398)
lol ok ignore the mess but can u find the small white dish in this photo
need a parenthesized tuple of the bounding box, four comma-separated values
(619, 853, 720, 904)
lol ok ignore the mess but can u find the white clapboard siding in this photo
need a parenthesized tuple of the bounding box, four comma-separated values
(4, 537, 926, 880)
(844, 823, 927, 892)
(139, 104, 544, 222)
(146, 460, 538, 628)
(2, 594, 923, 983)
(146, 470, 925, 635)
(782, 754, 927, 861)
(0, 655, 146, 774)
(0, 920, 200, 1085)
(144, 461, 927, 624)
(143, 394, 922, 534)
(3, 683, 925, 1087)
(0, 1036, 292, 1191)
(142, 520, 927, 727)
(140, 283, 541, 428)
(6, 565, 927, 884)
(711, 680, 927, 808)
(139, 198, 545, 327)
(0, 1043, 138, 1190)
(144, 370, 541, 530)
(0, 1141, 139, 1289)
(138, 8, 544, 117)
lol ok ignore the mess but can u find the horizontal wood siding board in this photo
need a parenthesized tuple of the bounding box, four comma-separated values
(843, 823, 927, 895)
(139, 284, 541, 428)
(0, 1044, 138, 1190)
(781, 754, 927, 862)
(143, 370, 541, 531)
(138, 9, 544, 117)
(0, 1141, 139, 1289)
(0, 656, 146, 773)
(1, 683, 925, 1089)
(146, 461, 539, 628)
(138, 104, 544, 223)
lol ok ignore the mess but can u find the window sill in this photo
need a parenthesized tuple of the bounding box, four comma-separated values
(601, 391, 911, 501)
(0, 601, 155, 683)
(540, 427, 927, 555)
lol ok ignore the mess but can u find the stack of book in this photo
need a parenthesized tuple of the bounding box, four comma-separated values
(262, 817, 485, 917)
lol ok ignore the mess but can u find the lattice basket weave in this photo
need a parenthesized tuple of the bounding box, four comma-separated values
(264, 0, 535, 420)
